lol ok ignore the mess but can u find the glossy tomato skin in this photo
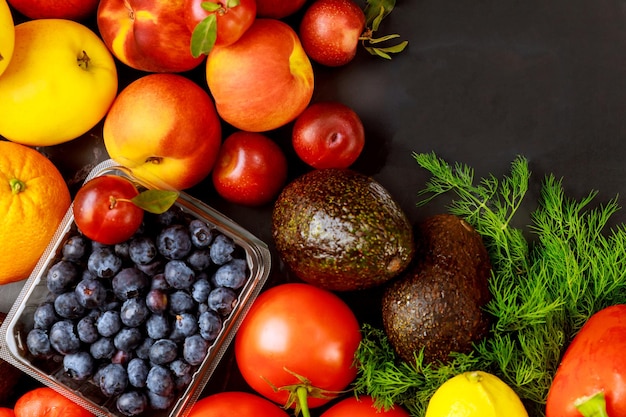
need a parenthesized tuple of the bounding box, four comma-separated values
(13, 387, 94, 417)
(321, 395, 411, 417)
(187, 391, 289, 417)
(72, 175, 144, 245)
(546, 304, 626, 417)
(184, 0, 256, 47)
(211, 131, 288, 206)
(292, 101, 365, 169)
(0, 408, 14, 417)
(234, 283, 362, 409)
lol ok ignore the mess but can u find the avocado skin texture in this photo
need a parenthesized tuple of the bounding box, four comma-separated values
(272, 168, 415, 292)
(381, 214, 492, 364)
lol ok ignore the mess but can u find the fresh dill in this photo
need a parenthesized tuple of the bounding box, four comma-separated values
(353, 152, 626, 417)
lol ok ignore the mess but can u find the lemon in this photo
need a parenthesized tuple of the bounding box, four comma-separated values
(0, 0, 15, 77)
(425, 371, 529, 417)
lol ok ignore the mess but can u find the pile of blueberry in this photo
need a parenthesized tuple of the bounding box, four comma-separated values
(25, 205, 250, 416)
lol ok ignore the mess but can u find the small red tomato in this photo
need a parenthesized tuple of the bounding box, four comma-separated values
(292, 101, 365, 169)
(299, 0, 366, 67)
(13, 387, 94, 417)
(184, 0, 256, 49)
(235, 283, 362, 410)
(211, 131, 288, 206)
(72, 175, 144, 245)
(321, 395, 411, 417)
(187, 391, 289, 417)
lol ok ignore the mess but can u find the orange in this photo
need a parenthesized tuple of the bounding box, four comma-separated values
(0, 141, 71, 284)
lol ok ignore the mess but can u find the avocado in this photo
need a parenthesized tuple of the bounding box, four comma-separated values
(381, 214, 492, 364)
(271, 168, 414, 291)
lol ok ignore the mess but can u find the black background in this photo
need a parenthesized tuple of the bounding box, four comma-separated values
(7, 0, 626, 414)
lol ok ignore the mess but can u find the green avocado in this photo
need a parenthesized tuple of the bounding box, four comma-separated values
(271, 168, 415, 292)
(381, 214, 492, 364)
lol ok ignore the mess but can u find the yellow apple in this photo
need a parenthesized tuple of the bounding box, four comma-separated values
(103, 73, 222, 190)
(0, 0, 15, 77)
(0, 19, 118, 146)
(206, 18, 314, 132)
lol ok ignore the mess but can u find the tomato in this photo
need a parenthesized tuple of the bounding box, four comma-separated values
(211, 131, 288, 206)
(72, 175, 144, 245)
(321, 395, 411, 417)
(234, 283, 362, 416)
(187, 391, 289, 417)
(546, 304, 626, 417)
(0, 408, 14, 417)
(13, 387, 94, 417)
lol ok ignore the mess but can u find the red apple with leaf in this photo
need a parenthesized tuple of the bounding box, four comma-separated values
(185, 0, 256, 58)
(212, 131, 288, 206)
(7, 0, 99, 20)
(292, 101, 365, 169)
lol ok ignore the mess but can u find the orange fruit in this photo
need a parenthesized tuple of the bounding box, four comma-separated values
(0, 141, 71, 284)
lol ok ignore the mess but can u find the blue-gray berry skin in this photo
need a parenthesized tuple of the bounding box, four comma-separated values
(49, 320, 81, 354)
(120, 297, 149, 328)
(112, 268, 150, 300)
(46, 260, 79, 294)
(117, 391, 147, 416)
(213, 258, 248, 289)
(88, 247, 122, 279)
(187, 249, 211, 271)
(146, 314, 171, 340)
(99, 363, 129, 397)
(147, 390, 175, 410)
(90, 337, 116, 360)
(163, 260, 195, 290)
(33, 302, 58, 330)
(127, 358, 149, 388)
(183, 334, 210, 365)
(26, 328, 53, 358)
(96, 310, 122, 337)
(146, 365, 175, 397)
(208, 287, 238, 316)
(170, 313, 198, 340)
(54, 291, 86, 319)
(157, 224, 192, 260)
(62, 235, 89, 262)
(189, 219, 215, 248)
(75, 278, 107, 309)
(77, 315, 99, 344)
(191, 276, 211, 303)
(63, 351, 95, 380)
(114, 327, 143, 352)
(149, 339, 178, 365)
(209, 234, 236, 265)
(169, 290, 195, 315)
(198, 310, 223, 342)
(129, 236, 158, 265)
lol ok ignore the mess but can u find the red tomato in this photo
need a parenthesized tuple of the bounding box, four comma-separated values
(13, 387, 94, 417)
(211, 131, 288, 206)
(546, 304, 626, 417)
(0, 408, 14, 417)
(72, 175, 144, 245)
(234, 283, 362, 412)
(321, 395, 411, 417)
(184, 0, 257, 48)
(187, 391, 289, 417)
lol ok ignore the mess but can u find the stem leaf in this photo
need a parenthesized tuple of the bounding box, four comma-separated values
(132, 189, 179, 214)
(190, 14, 218, 58)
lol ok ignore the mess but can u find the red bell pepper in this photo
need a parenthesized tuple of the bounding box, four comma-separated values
(546, 304, 626, 417)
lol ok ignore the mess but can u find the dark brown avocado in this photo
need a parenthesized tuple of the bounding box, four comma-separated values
(271, 168, 415, 291)
(381, 214, 492, 364)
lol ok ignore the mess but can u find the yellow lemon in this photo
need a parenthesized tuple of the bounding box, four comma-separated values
(0, 19, 118, 146)
(0, 0, 15, 76)
(425, 371, 529, 417)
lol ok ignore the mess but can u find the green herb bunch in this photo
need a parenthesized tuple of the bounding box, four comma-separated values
(353, 152, 626, 417)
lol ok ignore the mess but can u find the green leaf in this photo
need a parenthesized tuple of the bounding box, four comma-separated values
(190, 15, 218, 58)
(365, 46, 392, 59)
(201, 1, 222, 12)
(226, 0, 240, 8)
(131, 189, 179, 214)
(364, 0, 396, 28)
(366, 34, 401, 44)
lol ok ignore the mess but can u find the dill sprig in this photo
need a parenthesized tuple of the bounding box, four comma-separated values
(353, 152, 626, 417)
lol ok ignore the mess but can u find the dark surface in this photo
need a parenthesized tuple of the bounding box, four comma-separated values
(11, 0, 626, 413)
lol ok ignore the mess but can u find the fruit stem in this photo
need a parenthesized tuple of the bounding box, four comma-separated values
(574, 392, 610, 417)
(296, 385, 311, 417)
(77, 50, 91, 70)
(9, 178, 26, 194)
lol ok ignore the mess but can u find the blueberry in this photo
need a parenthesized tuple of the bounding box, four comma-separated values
(134, 337, 155, 361)
(49, 320, 81, 354)
(127, 358, 149, 388)
(54, 292, 85, 319)
(33, 302, 58, 330)
(186, 249, 211, 271)
(120, 297, 149, 327)
(150, 273, 170, 291)
(112, 349, 133, 365)
(117, 391, 147, 416)
(135, 259, 164, 277)
(145, 289, 168, 314)
(146, 365, 175, 397)
(90, 337, 116, 360)
(147, 391, 174, 411)
(88, 247, 122, 278)
(191, 275, 211, 303)
(99, 363, 128, 397)
(112, 268, 149, 300)
(163, 260, 195, 290)
(114, 240, 130, 260)
(149, 339, 178, 365)
(170, 359, 194, 391)
(63, 351, 95, 380)
(169, 290, 195, 315)
(114, 327, 143, 352)
(155, 206, 184, 227)
(198, 310, 222, 342)
(157, 224, 192, 260)
(213, 258, 248, 289)
(183, 334, 209, 366)
(171, 313, 198, 340)
(77, 315, 99, 344)
(96, 310, 122, 337)
(26, 328, 53, 358)
(146, 314, 171, 340)
(62, 235, 89, 262)
(209, 234, 236, 265)
(75, 278, 107, 309)
(129, 235, 158, 265)
(207, 287, 238, 316)
(189, 219, 215, 248)
(46, 260, 79, 294)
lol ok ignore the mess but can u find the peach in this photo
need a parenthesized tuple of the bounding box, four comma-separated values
(103, 73, 222, 190)
(206, 18, 314, 132)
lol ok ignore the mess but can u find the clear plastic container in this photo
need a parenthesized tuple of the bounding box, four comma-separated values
(0, 159, 272, 417)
